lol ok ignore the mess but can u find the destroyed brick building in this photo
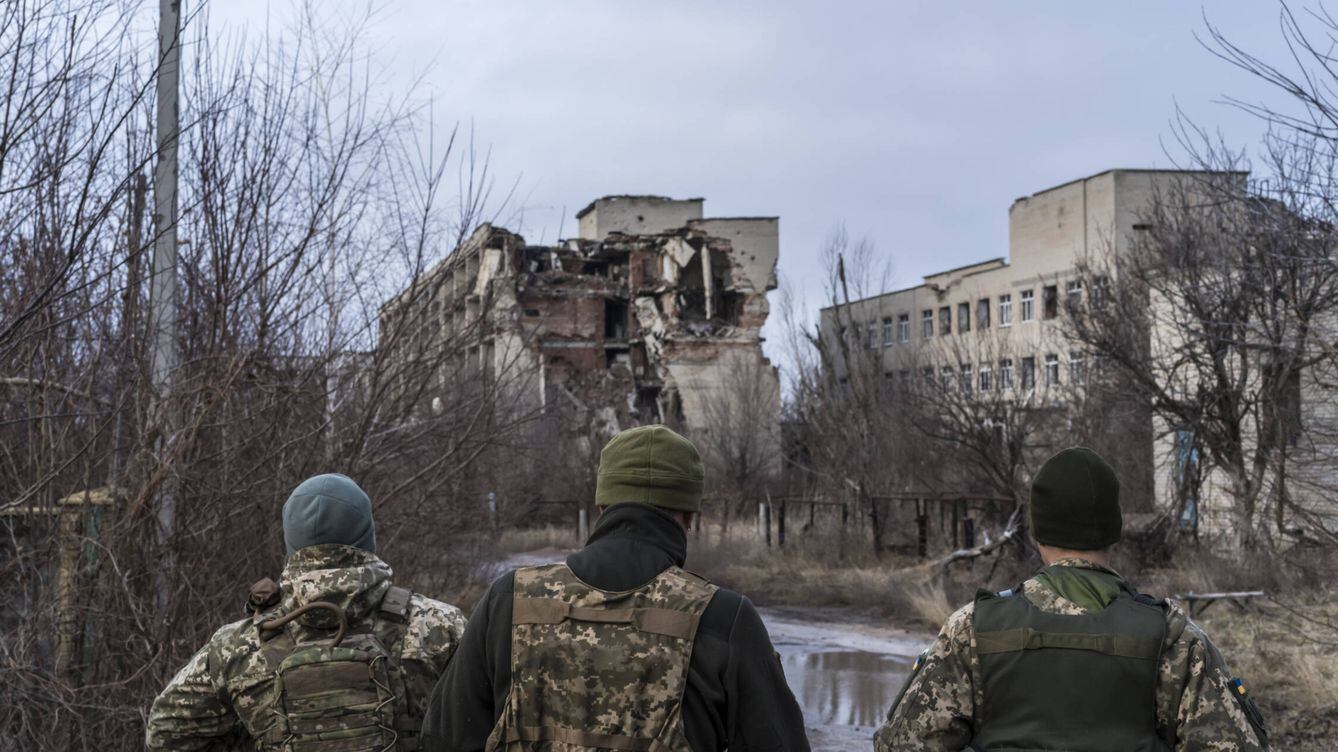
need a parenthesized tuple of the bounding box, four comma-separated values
(381, 195, 781, 470)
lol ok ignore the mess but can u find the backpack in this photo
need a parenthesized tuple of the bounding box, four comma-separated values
(252, 584, 418, 751)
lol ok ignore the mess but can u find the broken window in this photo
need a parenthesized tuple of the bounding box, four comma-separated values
(605, 300, 628, 339)
(1021, 356, 1036, 389)
(977, 298, 990, 329)
(1043, 285, 1059, 320)
(939, 306, 951, 336)
(958, 302, 971, 333)
(1044, 353, 1059, 386)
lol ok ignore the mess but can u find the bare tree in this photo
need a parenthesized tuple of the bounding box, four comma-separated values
(0, 6, 534, 749)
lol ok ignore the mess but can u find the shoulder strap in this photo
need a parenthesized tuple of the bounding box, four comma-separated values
(246, 577, 281, 616)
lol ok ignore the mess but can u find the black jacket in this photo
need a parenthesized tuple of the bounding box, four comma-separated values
(422, 503, 810, 752)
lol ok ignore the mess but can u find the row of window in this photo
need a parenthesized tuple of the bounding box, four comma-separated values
(854, 281, 1083, 349)
(884, 351, 1087, 393)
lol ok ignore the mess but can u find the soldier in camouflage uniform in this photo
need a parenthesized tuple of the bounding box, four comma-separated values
(422, 425, 810, 752)
(146, 474, 467, 751)
(875, 447, 1270, 751)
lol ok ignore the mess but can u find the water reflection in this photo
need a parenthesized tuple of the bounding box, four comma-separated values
(780, 649, 911, 729)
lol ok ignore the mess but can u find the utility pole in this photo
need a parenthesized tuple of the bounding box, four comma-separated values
(149, 0, 182, 610)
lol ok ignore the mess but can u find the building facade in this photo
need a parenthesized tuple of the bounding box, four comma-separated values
(818, 169, 1253, 529)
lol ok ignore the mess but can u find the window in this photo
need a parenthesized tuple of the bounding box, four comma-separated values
(1044, 353, 1060, 386)
(1069, 350, 1085, 385)
(939, 306, 952, 336)
(979, 365, 993, 392)
(1090, 276, 1109, 307)
(1066, 280, 1083, 312)
(941, 366, 955, 392)
(867, 323, 878, 350)
(922, 367, 935, 388)
(1042, 285, 1058, 320)
(899, 369, 911, 386)
(882, 317, 894, 347)
(999, 294, 1013, 327)
(1021, 356, 1036, 389)
(922, 310, 934, 339)
(898, 314, 910, 343)
(999, 359, 1014, 389)
(958, 302, 971, 333)
(960, 364, 973, 394)
(1020, 289, 1035, 323)
(977, 298, 991, 330)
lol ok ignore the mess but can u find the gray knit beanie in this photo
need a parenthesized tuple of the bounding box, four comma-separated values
(282, 473, 376, 555)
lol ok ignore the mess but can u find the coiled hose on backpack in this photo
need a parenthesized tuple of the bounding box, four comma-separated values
(260, 602, 349, 647)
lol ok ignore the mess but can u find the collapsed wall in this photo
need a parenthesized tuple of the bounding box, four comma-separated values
(457, 196, 781, 468)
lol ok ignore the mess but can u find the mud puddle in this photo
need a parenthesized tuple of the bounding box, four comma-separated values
(761, 607, 931, 750)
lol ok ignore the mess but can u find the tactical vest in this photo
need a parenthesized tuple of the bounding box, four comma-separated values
(251, 584, 423, 751)
(486, 563, 718, 752)
(969, 583, 1172, 752)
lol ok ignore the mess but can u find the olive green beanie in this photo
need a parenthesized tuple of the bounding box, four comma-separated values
(595, 425, 704, 512)
(1029, 447, 1122, 550)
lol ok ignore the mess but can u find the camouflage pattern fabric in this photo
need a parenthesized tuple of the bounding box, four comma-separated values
(874, 558, 1270, 752)
(485, 562, 718, 752)
(145, 544, 466, 751)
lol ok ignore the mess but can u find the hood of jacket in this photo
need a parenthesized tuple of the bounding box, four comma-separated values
(279, 543, 394, 624)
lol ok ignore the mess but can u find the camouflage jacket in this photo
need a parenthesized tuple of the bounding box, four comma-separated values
(874, 558, 1269, 752)
(146, 544, 467, 751)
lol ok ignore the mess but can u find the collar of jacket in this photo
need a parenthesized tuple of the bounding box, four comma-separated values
(1033, 557, 1127, 611)
(584, 502, 688, 567)
(1045, 556, 1122, 578)
(280, 543, 394, 622)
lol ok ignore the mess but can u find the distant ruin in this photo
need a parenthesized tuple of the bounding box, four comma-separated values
(382, 196, 781, 461)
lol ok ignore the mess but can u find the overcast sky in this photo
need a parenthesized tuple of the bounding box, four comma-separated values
(209, 2, 1296, 362)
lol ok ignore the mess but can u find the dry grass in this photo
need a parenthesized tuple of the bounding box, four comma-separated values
(494, 525, 580, 554)
(683, 520, 980, 630)
(1130, 547, 1338, 751)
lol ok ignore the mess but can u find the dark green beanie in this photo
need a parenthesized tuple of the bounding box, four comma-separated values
(595, 425, 704, 512)
(1029, 447, 1122, 550)
(282, 473, 376, 555)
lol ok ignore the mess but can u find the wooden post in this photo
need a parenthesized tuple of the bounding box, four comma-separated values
(764, 501, 772, 548)
(952, 499, 961, 548)
(757, 502, 766, 541)
(964, 517, 975, 548)
(777, 499, 786, 547)
(916, 498, 928, 559)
